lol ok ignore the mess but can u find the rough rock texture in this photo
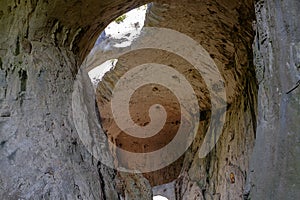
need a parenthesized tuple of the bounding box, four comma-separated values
(95, 49, 209, 187)
(0, 0, 299, 200)
(94, 1, 257, 199)
(0, 0, 125, 199)
(249, 0, 300, 199)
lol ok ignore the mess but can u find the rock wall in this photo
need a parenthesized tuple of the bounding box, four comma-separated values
(94, 1, 257, 199)
(0, 0, 299, 199)
(249, 0, 300, 199)
(0, 0, 120, 199)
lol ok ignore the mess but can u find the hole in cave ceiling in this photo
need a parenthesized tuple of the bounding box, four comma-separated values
(153, 195, 169, 200)
(88, 4, 148, 86)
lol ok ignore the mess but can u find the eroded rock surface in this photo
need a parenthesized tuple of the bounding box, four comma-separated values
(249, 0, 300, 199)
(94, 1, 257, 199)
(0, 0, 299, 199)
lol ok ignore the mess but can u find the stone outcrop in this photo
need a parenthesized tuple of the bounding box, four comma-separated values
(249, 0, 300, 199)
(0, 0, 299, 199)
(94, 1, 257, 199)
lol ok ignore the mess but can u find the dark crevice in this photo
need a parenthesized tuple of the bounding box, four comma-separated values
(18, 69, 27, 106)
(14, 36, 20, 56)
(0, 57, 3, 70)
(0, 140, 7, 148)
(97, 162, 108, 200)
(18, 69, 27, 92)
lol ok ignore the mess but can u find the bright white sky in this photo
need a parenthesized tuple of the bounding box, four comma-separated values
(88, 5, 147, 86)
(105, 4, 147, 47)
(153, 195, 169, 200)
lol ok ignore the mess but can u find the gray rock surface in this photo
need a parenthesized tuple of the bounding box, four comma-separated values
(250, 0, 300, 199)
(0, 0, 299, 199)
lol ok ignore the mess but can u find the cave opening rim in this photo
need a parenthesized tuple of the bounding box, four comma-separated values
(71, 0, 256, 178)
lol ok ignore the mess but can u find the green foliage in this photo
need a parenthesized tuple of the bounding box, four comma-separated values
(115, 14, 127, 24)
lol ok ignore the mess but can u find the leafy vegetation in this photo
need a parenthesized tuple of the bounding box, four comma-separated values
(115, 14, 127, 24)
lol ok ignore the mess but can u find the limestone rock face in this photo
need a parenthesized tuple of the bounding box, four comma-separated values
(0, 0, 299, 200)
(250, 0, 300, 199)
(94, 1, 257, 199)
(0, 0, 121, 199)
